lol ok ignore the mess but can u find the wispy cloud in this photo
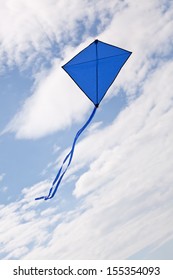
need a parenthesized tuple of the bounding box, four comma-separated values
(2, 60, 90, 138)
(0, 0, 121, 70)
(0, 0, 173, 260)
(2, 0, 173, 139)
(1, 58, 173, 259)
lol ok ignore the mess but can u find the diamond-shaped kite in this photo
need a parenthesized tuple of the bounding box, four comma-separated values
(36, 39, 132, 200)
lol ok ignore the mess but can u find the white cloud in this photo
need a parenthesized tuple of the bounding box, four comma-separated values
(0, 59, 173, 259)
(73, 59, 173, 198)
(0, 0, 173, 260)
(0, 0, 120, 69)
(3, 59, 90, 138)
(87, 121, 103, 133)
(2, 0, 173, 139)
(1, 0, 126, 139)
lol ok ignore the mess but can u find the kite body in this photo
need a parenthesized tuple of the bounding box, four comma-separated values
(35, 39, 132, 201)
(63, 40, 132, 106)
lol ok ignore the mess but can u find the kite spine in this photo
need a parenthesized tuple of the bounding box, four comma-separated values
(95, 39, 99, 106)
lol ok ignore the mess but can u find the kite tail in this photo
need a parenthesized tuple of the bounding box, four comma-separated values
(35, 105, 98, 201)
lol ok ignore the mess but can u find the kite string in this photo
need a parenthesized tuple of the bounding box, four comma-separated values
(35, 105, 98, 200)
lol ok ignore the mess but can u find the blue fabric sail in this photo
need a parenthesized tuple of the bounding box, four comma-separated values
(62, 40, 132, 106)
(35, 39, 132, 200)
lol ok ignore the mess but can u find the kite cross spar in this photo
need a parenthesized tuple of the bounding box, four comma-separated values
(35, 39, 132, 200)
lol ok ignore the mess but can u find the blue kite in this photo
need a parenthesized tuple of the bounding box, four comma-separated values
(35, 39, 132, 200)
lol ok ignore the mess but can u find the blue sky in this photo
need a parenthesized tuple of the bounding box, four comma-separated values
(0, 0, 173, 259)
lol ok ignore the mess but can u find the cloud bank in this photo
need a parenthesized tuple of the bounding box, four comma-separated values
(2, 0, 173, 139)
(1, 58, 173, 259)
(0, 0, 173, 260)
